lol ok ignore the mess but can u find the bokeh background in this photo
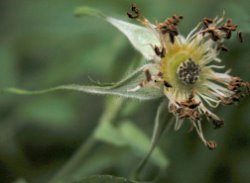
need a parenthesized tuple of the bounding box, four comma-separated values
(0, 0, 250, 183)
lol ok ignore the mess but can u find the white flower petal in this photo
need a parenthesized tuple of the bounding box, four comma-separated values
(106, 17, 161, 60)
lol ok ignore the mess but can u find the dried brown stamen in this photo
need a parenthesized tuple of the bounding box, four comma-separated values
(157, 72, 163, 77)
(153, 45, 166, 58)
(157, 15, 183, 43)
(217, 44, 229, 52)
(228, 77, 248, 91)
(163, 81, 172, 88)
(206, 29, 220, 41)
(202, 16, 240, 43)
(237, 31, 243, 43)
(212, 119, 224, 129)
(220, 77, 249, 106)
(203, 17, 213, 28)
(205, 112, 224, 129)
(179, 99, 200, 109)
(247, 83, 250, 94)
(144, 69, 152, 82)
(206, 140, 217, 150)
(178, 107, 200, 121)
(224, 18, 238, 31)
(127, 3, 140, 19)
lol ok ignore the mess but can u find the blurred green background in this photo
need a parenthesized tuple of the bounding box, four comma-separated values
(0, 0, 250, 183)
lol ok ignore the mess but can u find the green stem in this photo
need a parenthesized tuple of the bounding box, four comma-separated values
(132, 116, 174, 180)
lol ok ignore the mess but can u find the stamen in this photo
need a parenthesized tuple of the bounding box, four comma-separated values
(153, 45, 166, 58)
(127, 3, 140, 19)
(206, 140, 217, 150)
(157, 15, 183, 43)
(164, 81, 172, 88)
(145, 69, 152, 81)
(217, 44, 229, 52)
(237, 31, 243, 43)
(177, 59, 200, 85)
(203, 17, 213, 28)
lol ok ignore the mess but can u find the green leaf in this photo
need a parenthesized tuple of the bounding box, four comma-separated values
(94, 120, 168, 168)
(75, 6, 160, 60)
(119, 121, 169, 168)
(17, 97, 77, 127)
(94, 122, 127, 146)
(3, 65, 163, 100)
(73, 175, 142, 183)
(134, 101, 173, 177)
(72, 148, 128, 180)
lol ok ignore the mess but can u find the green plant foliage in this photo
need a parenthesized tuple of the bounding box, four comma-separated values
(73, 175, 142, 183)
(95, 120, 168, 168)
(0, 1, 250, 183)
(3, 65, 163, 100)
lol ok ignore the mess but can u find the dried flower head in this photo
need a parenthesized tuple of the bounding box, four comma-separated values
(32, 4, 249, 151)
(121, 4, 249, 149)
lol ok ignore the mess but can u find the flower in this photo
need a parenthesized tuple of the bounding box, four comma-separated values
(105, 4, 250, 149)
(4, 4, 249, 150)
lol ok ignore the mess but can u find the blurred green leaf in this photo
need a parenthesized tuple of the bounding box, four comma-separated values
(94, 122, 127, 146)
(119, 120, 169, 168)
(17, 97, 77, 127)
(121, 100, 142, 117)
(12, 179, 28, 183)
(3, 65, 164, 100)
(94, 120, 168, 168)
(73, 175, 141, 183)
(72, 148, 128, 180)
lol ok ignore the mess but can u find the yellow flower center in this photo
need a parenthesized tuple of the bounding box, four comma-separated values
(160, 38, 209, 98)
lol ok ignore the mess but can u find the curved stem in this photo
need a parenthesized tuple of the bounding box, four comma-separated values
(131, 101, 173, 180)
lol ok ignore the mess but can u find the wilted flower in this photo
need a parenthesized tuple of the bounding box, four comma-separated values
(8, 4, 249, 150)
(102, 4, 250, 149)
